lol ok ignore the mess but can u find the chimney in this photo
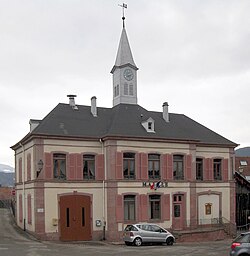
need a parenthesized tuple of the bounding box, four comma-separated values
(162, 102, 169, 122)
(67, 94, 78, 110)
(91, 96, 97, 117)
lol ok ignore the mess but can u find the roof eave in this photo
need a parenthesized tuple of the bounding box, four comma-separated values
(110, 63, 139, 74)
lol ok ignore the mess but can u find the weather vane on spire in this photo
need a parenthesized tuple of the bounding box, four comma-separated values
(118, 3, 127, 28)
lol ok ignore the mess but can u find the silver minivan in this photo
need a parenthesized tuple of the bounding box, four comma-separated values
(123, 223, 175, 246)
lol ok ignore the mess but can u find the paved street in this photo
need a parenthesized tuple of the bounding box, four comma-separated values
(0, 208, 232, 256)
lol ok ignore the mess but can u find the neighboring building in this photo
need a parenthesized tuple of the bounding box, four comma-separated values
(0, 187, 13, 208)
(235, 147, 250, 179)
(11, 15, 237, 242)
(235, 147, 250, 229)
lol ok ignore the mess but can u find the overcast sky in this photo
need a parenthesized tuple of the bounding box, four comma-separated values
(0, 0, 249, 167)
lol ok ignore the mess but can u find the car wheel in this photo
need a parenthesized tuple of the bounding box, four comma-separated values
(166, 237, 174, 246)
(133, 237, 142, 246)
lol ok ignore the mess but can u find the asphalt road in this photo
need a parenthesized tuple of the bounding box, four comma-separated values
(0, 208, 233, 256)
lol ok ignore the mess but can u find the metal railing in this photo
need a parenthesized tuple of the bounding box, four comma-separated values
(172, 217, 236, 237)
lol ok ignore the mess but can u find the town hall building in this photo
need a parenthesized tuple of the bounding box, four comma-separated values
(11, 13, 237, 242)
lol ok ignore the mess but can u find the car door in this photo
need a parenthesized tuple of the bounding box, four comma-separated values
(151, 225, 166, 242)
(139, 224, 152, 242)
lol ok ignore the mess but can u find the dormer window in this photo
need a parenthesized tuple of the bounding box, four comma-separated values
(141, 117, 155, 133)
(148, 122, 152, 130)
(240, 160, 248, 166)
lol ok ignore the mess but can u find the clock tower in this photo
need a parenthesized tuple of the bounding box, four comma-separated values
(111, 16, 138, 106)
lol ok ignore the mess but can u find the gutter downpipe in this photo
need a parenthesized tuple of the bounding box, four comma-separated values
(19, 142, 26, 231)
(100, 138, 106, 240)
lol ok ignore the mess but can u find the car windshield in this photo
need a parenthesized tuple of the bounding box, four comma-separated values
(234, 233, 250, 243)
(125, 225, 138, 232)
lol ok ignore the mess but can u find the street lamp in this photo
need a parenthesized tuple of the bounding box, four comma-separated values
(37, 159, 44, 178)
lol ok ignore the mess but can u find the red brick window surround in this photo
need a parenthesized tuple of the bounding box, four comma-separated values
(27, 194, 32, 224)
(19, 194, 23, 222)
(27, 154, 31, 181)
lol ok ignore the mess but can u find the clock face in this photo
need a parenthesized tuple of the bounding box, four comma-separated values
(123, 69, 134, 81)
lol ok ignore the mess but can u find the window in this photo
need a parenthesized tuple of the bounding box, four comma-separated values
(141, 118, 155, 133)
(196, 158, 203, 180)
(129, 84, 133, 95)
(234, 233, 250, 243)
(174, 205, 181, 217)
(83, 155, 95, 179)
(240, 160, 248, 166)
(18, 157, 22, 183)
(53, 154, 66, 180)
(82, 208, 85, 226)
(148, 154, 160, 179)
(124, 83, 128, 95)
(149, 195, 161, 220)
(117, 84, 120, 96)
(66, 208, 70, 227)
(114, 84, 119, 97)
(213, 159, 222, 180)
(173, 155, 184, 180)
(123, 153, 135, 179)
(148, 122, 152, 130)
(124, 195, 135, 221)
(174, 195, 182, 202)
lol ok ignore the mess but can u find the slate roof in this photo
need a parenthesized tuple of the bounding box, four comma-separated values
(235, 147, 250, 157)
(24, 103, 236, 147)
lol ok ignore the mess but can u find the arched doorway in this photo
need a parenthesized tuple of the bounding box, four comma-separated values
(59, 194, 91, 241)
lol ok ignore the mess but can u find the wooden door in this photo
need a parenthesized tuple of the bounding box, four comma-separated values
(59, 194, 91, 241)
(172, 194, 185, 230)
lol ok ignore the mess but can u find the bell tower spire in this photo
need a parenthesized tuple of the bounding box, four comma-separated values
(111, 3, 139, 107)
